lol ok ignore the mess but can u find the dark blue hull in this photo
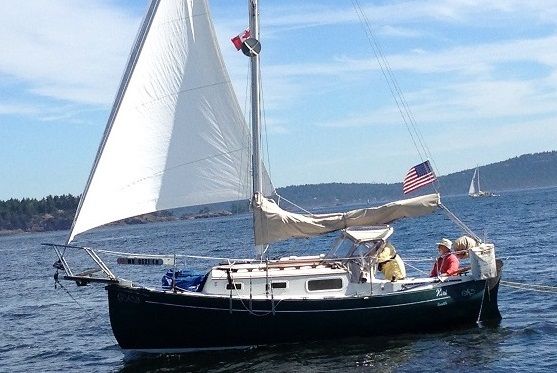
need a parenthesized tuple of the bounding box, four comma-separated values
(106, 265, 501, 351)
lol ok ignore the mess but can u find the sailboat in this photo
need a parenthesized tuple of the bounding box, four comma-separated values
(468, 167, 497, 198)
(46, 0, 502, 352)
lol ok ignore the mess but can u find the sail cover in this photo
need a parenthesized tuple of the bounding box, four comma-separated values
(253, 193, 440, 245)
(68, 0, 272, 242)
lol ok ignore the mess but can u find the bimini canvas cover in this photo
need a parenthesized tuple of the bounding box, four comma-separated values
(343, 226, 394, 243)
(253, 193, 440, 245)
(67, 0, 272, 243)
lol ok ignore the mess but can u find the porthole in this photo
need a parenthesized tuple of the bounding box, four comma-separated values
(226, 282, 242, 290)
(266, 281, 288, 290)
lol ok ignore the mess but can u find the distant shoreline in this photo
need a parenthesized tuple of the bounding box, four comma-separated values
(0, 229, 25, 236)
(2, 150, 557, 237)
(0, 210, 236, 238)
(2, 185, 557, 239)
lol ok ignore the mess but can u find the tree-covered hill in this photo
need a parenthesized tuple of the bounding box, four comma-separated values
(438, 151, 557, 194)
(1, 151, 556, 234)
(0, 194, 78, 234)
(276, 151, 557, 206)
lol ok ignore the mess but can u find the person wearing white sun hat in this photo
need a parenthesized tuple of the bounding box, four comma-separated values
(430, 238, 460, 277)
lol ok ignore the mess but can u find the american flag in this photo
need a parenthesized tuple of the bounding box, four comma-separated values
(403, 160, 436, 194)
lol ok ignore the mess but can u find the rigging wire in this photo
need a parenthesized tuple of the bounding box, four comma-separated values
(53, 273, 95, 319)
(350, 0, 441, 192)
(275, 193, 314, 215)
(53, 272, 118, 342)
(402, 261, 430, 276)
(240, 57, 252, 202)
(255, 50, 274, 187)
(439, 203, 482, 242)
(500, 280, 557, 294)
(222, 259, 283, 316)
(261, 68, 274, 188)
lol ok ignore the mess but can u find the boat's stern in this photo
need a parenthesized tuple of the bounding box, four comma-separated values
(465, 243, 503, 322)
(478, 258, 503, 322)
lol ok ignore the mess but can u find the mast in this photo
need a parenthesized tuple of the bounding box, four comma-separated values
(249, 0, 262, 196)
(477, 167, 481, 192)
(248, 0, 266, 259)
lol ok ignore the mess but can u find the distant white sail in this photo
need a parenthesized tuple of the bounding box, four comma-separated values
(68, 0, 272, 243)
(468, 168, 478, 195)
(253, 193, 440, 245)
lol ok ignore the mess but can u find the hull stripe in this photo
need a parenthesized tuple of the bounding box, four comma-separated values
(144, 295, 452, 313)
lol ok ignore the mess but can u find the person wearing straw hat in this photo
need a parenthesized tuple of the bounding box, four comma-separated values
(376, 242, 406, 281)
(430, 238, 459, 277)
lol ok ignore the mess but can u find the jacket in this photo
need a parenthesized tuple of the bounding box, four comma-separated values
(430, 253, 459, 277)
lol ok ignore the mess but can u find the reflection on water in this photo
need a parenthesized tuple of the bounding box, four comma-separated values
(116, 326, 508, 372)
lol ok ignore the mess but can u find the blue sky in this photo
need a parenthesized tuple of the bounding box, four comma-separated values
(1, 0, 557, 200)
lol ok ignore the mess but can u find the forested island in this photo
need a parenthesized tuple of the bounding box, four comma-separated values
(2, 151, 556, 235)
(0, 196, 234, 235)
(278, 151, 557, 206)
(0, 194, 78, 234)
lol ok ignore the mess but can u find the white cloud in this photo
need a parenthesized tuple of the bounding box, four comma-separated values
(247, 30, 557, 129)
(378, 25, 424, 38)
(0, 0, 141, 106)
(257, 0, 557, 31)
(0, 103, 39, 116)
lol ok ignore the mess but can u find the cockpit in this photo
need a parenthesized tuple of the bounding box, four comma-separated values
(327, 225, 404, 282)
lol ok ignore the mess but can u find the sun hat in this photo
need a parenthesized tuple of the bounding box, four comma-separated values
(437, 238, 452, 251)
(377, 243, 397, 263)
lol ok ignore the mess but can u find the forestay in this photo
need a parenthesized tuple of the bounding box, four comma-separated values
(68, 0, 272, 243)
(253, 193, 440, 245)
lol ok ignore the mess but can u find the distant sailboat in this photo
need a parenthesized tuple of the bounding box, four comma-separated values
(468, 167, 497, 197)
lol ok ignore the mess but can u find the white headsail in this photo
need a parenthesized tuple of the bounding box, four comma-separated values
(68, 0, 272, 243)
(469, 168, 478, 195)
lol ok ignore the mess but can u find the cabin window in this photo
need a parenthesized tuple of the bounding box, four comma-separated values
(226, 282, 242, 290)
(266, 281, 288, 290)
(307, 278, 343, 291)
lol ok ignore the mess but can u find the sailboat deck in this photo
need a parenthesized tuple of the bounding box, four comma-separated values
(215, 256, 337, 272)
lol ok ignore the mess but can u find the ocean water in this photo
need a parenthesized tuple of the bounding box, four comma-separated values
(1, 187, 556, 372)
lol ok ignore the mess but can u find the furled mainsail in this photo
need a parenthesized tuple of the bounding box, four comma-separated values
(68, 0, 272, 243)
(253, 193, 440, 245)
